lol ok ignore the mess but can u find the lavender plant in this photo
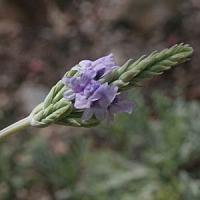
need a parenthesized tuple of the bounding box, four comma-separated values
(0, 44, 193, 140)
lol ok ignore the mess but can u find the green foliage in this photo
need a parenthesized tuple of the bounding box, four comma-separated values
(0, 90, 200, 199)
(111, 44, 193, 88)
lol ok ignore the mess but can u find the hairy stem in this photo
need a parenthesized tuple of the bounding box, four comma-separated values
(0, 117, 30, 140)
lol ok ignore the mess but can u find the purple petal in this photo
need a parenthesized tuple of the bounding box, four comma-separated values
(82, 68, 97, 80)
(90, 83, 118, 107)
(83, 80, 100, 97)
(93, 54, 115, 66)
(79, 60, 92, 68)
(95, 54, 118, 75)
(72, 60, 92, 73)
(64, 89, 75, 100)
(74, 94, 91, 109)
(110, 97, 133, 114)
(82, 108, 94, 122)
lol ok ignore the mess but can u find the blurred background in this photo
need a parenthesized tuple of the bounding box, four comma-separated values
(0, 0, 200, 199)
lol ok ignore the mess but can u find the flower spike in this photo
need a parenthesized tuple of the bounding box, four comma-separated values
(0, 43, 193, 140)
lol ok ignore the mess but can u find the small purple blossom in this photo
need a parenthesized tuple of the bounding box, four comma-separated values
(72, 54, 118, 79)
(63, 54, 133, 122)
(82, 89, 133, 122)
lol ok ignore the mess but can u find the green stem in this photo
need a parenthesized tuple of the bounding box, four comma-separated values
(0, 117, 31, 140)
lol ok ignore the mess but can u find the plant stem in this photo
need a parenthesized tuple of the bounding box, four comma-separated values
(0, 117, 30, 140)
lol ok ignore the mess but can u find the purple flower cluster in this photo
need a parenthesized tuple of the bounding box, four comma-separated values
(63, 54, 133, 122)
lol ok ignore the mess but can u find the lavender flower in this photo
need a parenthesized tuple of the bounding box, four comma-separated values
(81, 84, 133, 121)
(72, 53, 118, 79)
(63, 54, 133, 122)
